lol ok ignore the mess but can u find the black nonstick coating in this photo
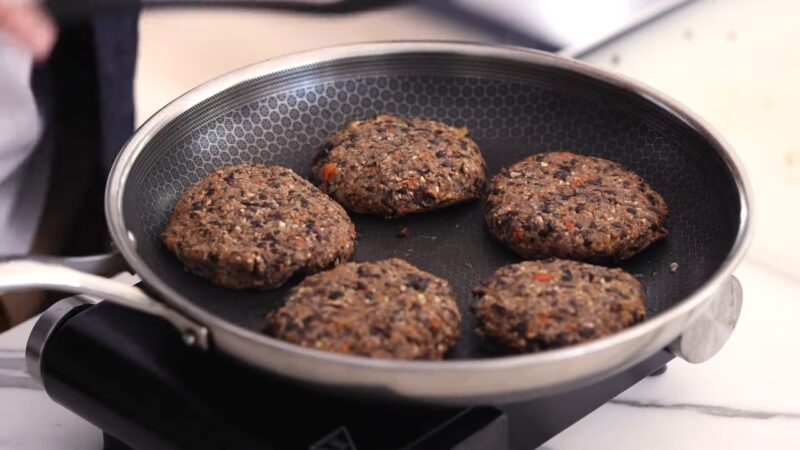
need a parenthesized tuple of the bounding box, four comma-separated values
(122, 50, 741, 359)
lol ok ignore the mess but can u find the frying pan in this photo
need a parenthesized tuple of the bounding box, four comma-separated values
(0, 42, 753, 404)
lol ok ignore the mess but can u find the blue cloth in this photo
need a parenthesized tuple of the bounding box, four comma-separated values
(31, 10, 140, 174)
(91, 12, 139, 172)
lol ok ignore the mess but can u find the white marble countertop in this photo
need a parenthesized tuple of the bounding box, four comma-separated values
(3, 0, 800, 448)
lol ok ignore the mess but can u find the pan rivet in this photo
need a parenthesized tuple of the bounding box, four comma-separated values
(182, 331, 197, 346)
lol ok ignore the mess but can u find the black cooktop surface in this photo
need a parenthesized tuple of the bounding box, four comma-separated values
(36, 299, 672, 450)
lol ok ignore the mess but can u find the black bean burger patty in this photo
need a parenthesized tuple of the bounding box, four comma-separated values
(485, 151, 668, 262)
(311, 114, 487, 218)
(161, 164, 356, 290)
(265, 258, 461, 360)
(472, 259, 646, 353)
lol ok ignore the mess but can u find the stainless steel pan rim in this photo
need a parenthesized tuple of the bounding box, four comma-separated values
(105, 41, 754, 400)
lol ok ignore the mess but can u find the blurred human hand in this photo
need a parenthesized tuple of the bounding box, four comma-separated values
(0, 0, 57, 61)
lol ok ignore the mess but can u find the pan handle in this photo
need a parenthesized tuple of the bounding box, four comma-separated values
(669, 275, 743, 363)
(0, 258, 209, 349)
(0, 251, 131, 276)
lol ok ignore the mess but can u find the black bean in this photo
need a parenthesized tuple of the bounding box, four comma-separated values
(522, 222, 539, 232)
(554, 169, 570, 180)
(407, 274, 429, 292)
(413, 188, 437, 206)
(578, 326, 596, 338)
(537, 222, 554, 237)
(526, 337, 550, 352)
(581, 231, 593, 247)
(370, 326, 389, 337)
(490, 303, 507, 315)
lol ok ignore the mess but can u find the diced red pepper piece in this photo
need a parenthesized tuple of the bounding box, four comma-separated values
(321, 163, 337, 182)
(535, 273, 553, 282)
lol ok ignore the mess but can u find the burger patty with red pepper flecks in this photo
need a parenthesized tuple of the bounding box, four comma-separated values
(311, 115, 487, 218)
(472, 259, 646, 353)
(265, 258, 461, 360)
(161, 164, 356, 290)
(485, 152, 668, 262)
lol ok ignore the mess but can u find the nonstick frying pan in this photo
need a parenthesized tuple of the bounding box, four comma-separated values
(0, 42, 753, 404)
